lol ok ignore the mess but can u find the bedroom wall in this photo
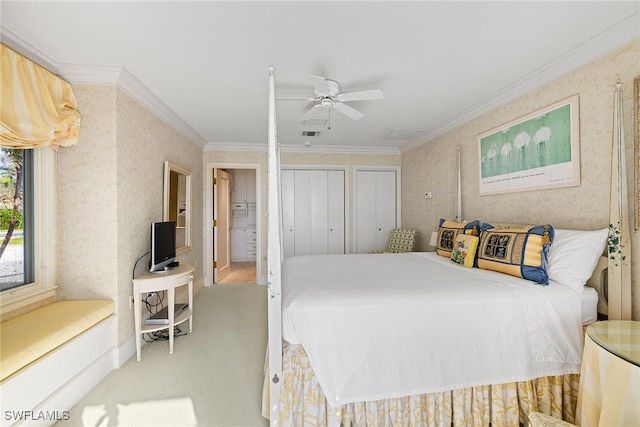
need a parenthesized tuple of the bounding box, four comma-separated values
(401, 39, 640, 320)
(203, 149, 401, 279)
(56, 84, 204, 348)
(56, 85, 118, 312)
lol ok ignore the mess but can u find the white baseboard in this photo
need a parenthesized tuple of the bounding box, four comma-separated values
(115, 333, 137, 367)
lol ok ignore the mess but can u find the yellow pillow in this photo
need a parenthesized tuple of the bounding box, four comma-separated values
(450, 234, 479, 267)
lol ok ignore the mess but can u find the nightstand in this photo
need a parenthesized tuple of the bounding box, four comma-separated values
(576, 320, 640, 426)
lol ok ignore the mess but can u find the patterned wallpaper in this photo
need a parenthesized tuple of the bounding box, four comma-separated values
(56, 85, 119, 302)
(401, 39, 640, 320)
(57, 85, 204, 346)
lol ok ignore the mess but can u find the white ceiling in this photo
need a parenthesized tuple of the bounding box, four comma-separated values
(2, 1, 639, 153)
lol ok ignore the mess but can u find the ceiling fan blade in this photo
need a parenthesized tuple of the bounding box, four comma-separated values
(336, 89, 384, 102)
(309, 75, 330, 97)
(276, 96, 316, 101)
(333, 102, 364, 120)
(302, 104, 324, 120)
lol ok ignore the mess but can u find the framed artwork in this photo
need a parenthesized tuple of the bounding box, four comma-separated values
(478, 95, 580, 196)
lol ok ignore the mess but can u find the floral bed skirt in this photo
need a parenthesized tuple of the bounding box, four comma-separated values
(262, 342, 579, 427)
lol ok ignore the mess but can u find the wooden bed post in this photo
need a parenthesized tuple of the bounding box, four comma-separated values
(266, 65, 283, 426)
(608, 81, 632, 320)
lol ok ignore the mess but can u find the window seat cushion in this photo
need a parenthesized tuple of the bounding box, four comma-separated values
(0, 300, 115, 381)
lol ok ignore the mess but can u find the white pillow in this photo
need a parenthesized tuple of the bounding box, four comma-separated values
(547, 228, 608, 293)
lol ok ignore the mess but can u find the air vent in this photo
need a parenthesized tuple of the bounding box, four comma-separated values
(302, 131, 320, 137)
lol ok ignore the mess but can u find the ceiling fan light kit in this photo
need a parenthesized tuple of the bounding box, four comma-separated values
(281, 74, 384, 127)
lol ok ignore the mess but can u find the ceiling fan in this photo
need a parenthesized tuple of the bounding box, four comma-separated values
(279, 75, 383, 122)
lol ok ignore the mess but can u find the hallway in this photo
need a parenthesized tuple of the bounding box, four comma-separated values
(219, 261, 256, 284)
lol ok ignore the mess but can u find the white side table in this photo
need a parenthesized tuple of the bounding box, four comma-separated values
(577, 320, 640, 426)
(132, 264, 194, 361)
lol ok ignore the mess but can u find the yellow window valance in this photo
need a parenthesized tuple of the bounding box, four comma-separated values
(0, 44, 81, 149)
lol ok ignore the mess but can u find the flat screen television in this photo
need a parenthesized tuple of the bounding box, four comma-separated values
(150, 221, 176, 272)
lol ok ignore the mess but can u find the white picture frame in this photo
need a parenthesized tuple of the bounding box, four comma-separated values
(478, 95, 580, 196)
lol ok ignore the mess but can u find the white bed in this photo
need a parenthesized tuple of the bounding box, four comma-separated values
(283, 252, 585, 405)
(580, 286, 598, 325)
(264, 251, 605, 426)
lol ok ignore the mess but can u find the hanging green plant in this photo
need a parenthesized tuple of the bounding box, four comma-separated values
(608, 222, 626, 266)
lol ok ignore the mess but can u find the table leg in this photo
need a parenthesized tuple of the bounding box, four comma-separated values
(188, 279, 193, 333)
(134, 289, 142, 361)
(168, 286, 175, 354)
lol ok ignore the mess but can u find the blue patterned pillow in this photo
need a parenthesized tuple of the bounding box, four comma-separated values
(476, 223, 554, 285)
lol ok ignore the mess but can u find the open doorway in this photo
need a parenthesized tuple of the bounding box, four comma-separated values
(207, 164, 261, 286)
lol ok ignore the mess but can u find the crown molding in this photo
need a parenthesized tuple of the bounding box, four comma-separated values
(1, 28, 59, 73)
(57, 64, 207, 148)
(204, 142, 267, 152)
(400, 12, 640, 153)
(205, 141, 400, 155)
(114, 67, 207, 147)
(280, 144, 400, 155)
(1, 27, 207, 148)
(55, 63, 124, 85)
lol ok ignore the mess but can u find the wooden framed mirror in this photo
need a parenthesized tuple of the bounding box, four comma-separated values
(163, 161, 191, 254)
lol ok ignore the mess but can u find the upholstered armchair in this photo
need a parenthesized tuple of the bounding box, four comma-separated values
(369, 229, 418, 254)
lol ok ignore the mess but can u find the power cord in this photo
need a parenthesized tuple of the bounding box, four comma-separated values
(144, 290, 165, 315)
(132, 251, 150, 280)
(143, 325, 187, 343)
(141, 291, 187, 342)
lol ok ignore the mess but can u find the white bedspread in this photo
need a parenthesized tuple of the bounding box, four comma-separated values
(282, 252, 583, 406)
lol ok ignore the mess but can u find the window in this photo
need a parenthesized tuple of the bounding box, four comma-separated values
(0, 149, 32, 291)
(0, 147, 55, 311)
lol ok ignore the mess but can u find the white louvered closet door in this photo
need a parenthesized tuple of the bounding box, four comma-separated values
(281, 169, 345, 258)
(355, 170, 397, 253)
